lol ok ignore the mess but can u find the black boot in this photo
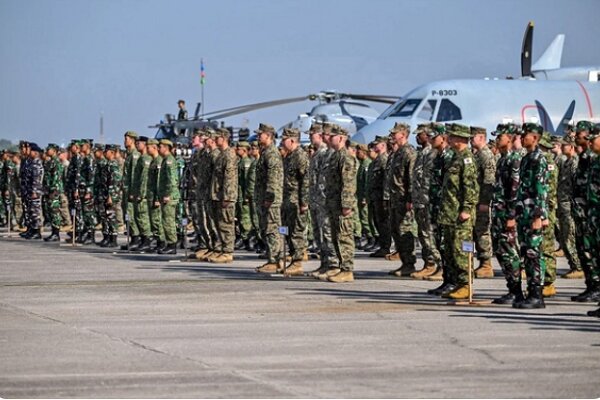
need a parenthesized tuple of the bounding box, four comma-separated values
(586, 307, 600, 317)
(571, 282, 600, 303)
(20, 227, 32, 238)
(515, 285, 545, 309)
(98, 234, 110, 247)
(493, 281, 523, 305)
(43, 227, 60, 242)
(234, 237, 244, 250)
(136, 236, 152, 253)
(121, 235, 140, 251)
(158, 242, 177, 255)
(243, 239, 252, 251)
(81, 230, 95, 245)
(107, 234, 118, 248)
(27, 229, 42, 240)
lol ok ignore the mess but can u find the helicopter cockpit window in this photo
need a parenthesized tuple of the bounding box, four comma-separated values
(417, 99, 437, 121)
(436, 99, 462, 122)
(342, 103, 380, 118)
(382, 98, 422, 118)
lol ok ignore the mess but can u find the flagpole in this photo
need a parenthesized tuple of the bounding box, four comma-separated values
(201, 58, 205, 119)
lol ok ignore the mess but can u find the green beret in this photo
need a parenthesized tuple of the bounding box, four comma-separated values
(470, 126, 487, 136)
(254, 123, 275, 135)
(446, 123, 471, 138)
(237, 141, 250, 149)
(389, 122, 410, 134)
(124, 130, 139, 139)
(159, 139, 173, 147)
(281, 127, 301, 140)
(522, 122, 543, 135)
(147, 139, 159, 146)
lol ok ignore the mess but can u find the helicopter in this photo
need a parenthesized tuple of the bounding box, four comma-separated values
(149, 91, 400, 144)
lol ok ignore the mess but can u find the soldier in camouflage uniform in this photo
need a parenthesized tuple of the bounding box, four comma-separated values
(64, 140, 83, 241)
(186, 130, 204, 250)
(470, 127, 496, 278)
(556, 135, 582, 278)
(280, 128, 310, 276)
(18, 141, 31, 237)
(255, 123, 285, 274)
(247, 141, 262, 251)
(355, 143, 374, 249)
(235, 141, 253, 250)
(489, 124, 524, 305)
(156, 139, 180, 254)
(207, 128, 238, 263)
(0, 151, 5, 226)
(539, 133, 559, 298)
(435, 124, 479, 300)
(57, 148, 71, 231)
(317, 125, 357, 283)
(514, 123, 549, 309)
(146, 139, 164, 252)
(2, 150, 22, 229)
(585, 125, 600, 318)
(24, 143, 44, 240)
(386, 122, 417, 276)
(368, 135, 390, 257)
(42, 144, 63, 242)
(92, 144, 107, 244)
(410, 124, 441, 279)
(78, 139, 96, 244)
(129, 136, 153, 252)
(98, 145, 122, 247)
(571, 121, 600, 302)
(121, 131, 141, 250)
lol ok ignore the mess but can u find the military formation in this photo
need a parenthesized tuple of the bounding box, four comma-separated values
(2, 119, 600, 316)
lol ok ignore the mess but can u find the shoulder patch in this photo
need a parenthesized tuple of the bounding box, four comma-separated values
(464, 158, 473, 165)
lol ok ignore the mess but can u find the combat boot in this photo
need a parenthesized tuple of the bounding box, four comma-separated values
(98, 234, 110, 247)
(310, 265, 329, 278)
(424, 267, 444, 281)
(120, 236, 139, 251)
(474, 259, 494, 279)
(362, 237, 377, 252)
(107, 234, 118, 248)
(191, 248, 208, 259)
(256, 262, 283, 274)
(571, 282, 600, 303)
(234, 237, 244, 250)
(389, 264, 416, 277)
(81, 230, 95, 245)
(492, 281, 523, 305)
(43, 228, 60, 242)
(515, 285, 545, 309)
(542, 283, 557, 298)
(283, 261, 304, 277)
(158, 243, 177, 255)
(586, 307, 600, 318)
(27, 229, 42, 240)
(199, 251, 217, 261)
(318, 267, 342, 281)
(59, 224, 72, 232)
(385, 251, 400, 261)
(136, 236, 152, 253)
(243, 239, 252, 252)
(561, 269, 584, 279)
(153, 240, 166, 254)
(210, 253, 234, 264)
(553, 249, 565, 257)
(369, 248, 389, 258)
(427, 282, 455, 296)
(19, 227, 31, 238)
(443, 285, 470, 300)
(328, 270, 354, 283)
(410, 263, 437, 279)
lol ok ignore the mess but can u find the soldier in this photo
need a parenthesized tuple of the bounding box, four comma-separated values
(3, 150, 22, 229)
(24, 143, 44, 240)
(365, 142, 380, 251)
(78, 139, 96, 244)
(121, 131, 141, 250)
(254, 123, 284, 274)
(92, 144, 107, 244)
(585, 124, 600, 318)
(235, 141, 253, 250)
(177, 99, 188, 121)
(18, 141, 31, 237)
(514, 123, 549, 309)
(368, 135, 390, 257)
(42, 144, 64, 242)
(571, 121, 600, 302)
(470, 126, 496, 278)
(187, 130, 204, 250)
(156, 139, 180, 254)
(114, 146, 125, 229)
(356, 143, 375, 250)
(247, 140, 262, 252)
(556, 135, 582, 278)
(436, 123, 479, 300)
(489, 124, 524, 304)
(318, 125, 357, 283)
(129, 136, 153, 252)
(146, 139, 165, 252)
(57, 148, 72, 231)
(280, 128, 310, 276)
(207, 128, 238, 263)
(410, 124, 442, 279)
(0, 150, 5, 226)
(386, 122, 417, 277)
(98, 145, 122, 248)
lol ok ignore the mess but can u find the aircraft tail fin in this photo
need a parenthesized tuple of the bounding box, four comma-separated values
(532, 34, 564, 71)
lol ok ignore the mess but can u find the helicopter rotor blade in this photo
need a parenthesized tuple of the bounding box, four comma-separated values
(203, 96, 310, 120)
(342, 94, 401, 104)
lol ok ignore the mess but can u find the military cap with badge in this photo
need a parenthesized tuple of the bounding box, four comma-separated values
(445, 123, 471, 138)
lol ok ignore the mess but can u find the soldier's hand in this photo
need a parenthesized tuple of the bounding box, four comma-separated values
(531, 217, 542, 230)
(360, 200, 367, 206)
(84, 193, 91, 200)
(478, 204, 489, 212)
(506, 218, 516, 230)
(31, 193, 38, 200)
(341, 207, 353, 217)
(163, 196, 170, 204)
(221, 201, 232, 209)
(73, 191, 79, 199)
(263, 200, 272, 208)
(153, 201, 161, 208)
(541, 218, 550, 228)
(106, 196, 113, 206)
(406, 202, 413, 212)
(458, 212, 471, 222)
(300, 204, 309, 214)
(129, 195, 134, 201)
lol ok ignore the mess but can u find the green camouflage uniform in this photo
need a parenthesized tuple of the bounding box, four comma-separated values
(210, 147, 238, 254)
(93, 157, 107, 231)
(147, 154, 164, 242)
(102, 158, 122, 236)
(309, 143, 335, 266)
(79, 154, 96, 234)
(587, 154, 600, 278)
(158, 153, 180, 245)
(368, 152, 390, 251)
(2, 158, 22, 226)
(42, 155, 64, 230)
(131, 152, 153, 238)
(572, 148, 596, 285)
(282, 146, 310, 262)
(246, 156, 261, 242)
(356, 156, 373, 239)
(194, 148, 214, 251)
(541, 148, 558, 285)
(473, 145, 496, 262)
(556, 153, 580, 271)
(430, 146, 455, 271)
(237, 155, 253, 240)
(187, 150, 202, 242)
(123, 147, 141, 235)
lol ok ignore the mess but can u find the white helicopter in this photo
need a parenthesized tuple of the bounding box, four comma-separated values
(353, 22, 600, 144)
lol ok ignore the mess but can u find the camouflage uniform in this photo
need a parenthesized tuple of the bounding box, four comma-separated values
(158, 152, 180, 246)
(236, 154, 253, 241)
(102, 156, 122, 237)
(93, 155, 107, 233)
(79, 152, 96, 236)
(473, 144, 496, 262)
(0, 157, 5, 225)
(2, 157, 22, 227)
(131, 151, 153, 239)
(309, 143, 335, 266)
(147, 153, 164, 243)
(65, 151, 82, 231)
(430, 146, 455, 270)
(187, 149, 202, 243)
(20, 155, 31, 229)
(368, 150, 390, 252)
(255, 143, 284, 264)
(59, 158, 71, 227)
(42, 153, 64, 230)
(540, 143, 558, 286)
(356, 154, 373, 240)
(205, 147, 221, 251)
(246, 154, 261, 243)
(27, 155, 44, 231)
(123, 145, 141, 236)
(556, 151, 580, 271)
(282, 142, 310, 262)
(386, 141, 417, 268)
(210, 146, 238, 254)
(587, 152, 600, 283)
(195, 147, 215, 251)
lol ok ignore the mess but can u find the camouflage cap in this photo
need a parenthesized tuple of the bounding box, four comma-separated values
(389, 122, 410, 134)
(490, 123, 506, 137)
(281, 127, 301, 140)
(428, 123, 447, 138)
(550, 135, 563, 144)
(470, 126, 487, 136)
(136, 136, 149, 143)
(330, 125, 348, 136)
(503, 123, 522, 136)
(576, 120, 593, 132)
(522, 122, 543, 135)
(589, 123, 600, 140)
(79, 139, 90, 145)
(254, 123, 275, 135)
(250, 140, 259, 148)
(308, 123, 323, 134)
(356, 143, 368, 152)
(373, 135, 387, 144)
(104, 144, 117, 152)
(19, 140, 30, 148)
(46, 143, 59, 151)
(539, 132, 553, 149)
(564, 123, 575, 133)
(124, 130, 138, 139)
(147, 139, 159, 146)
(204, 127, 216, 137)
(192, 128, 204, 137)
(237, 141, 250, 149)
(414, 123, 432, 136)
(321, 122, 334, 134)
(159, 139, 173, 148)
(93, 143, 105, 152)
(69, 139, 80, 147)
(216, 128, 231, 139)
(559, 135, 576, 146)
(446, 123, 471, 138)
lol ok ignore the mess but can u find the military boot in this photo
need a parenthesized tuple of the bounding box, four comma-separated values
(318, 267, 342, 281)
(385, 251, 400, 261)
(389, 264, 416, 277)
(427, 282, 454, 296)
(81, 230, 95, 245)
(410, 263, 437, 279)
(369, 247, 389, 258)
(310, 265, 329, 279)
(158, 243, 177, 255)
(120, 236, 139, 251)
(571, 282, 600, 303)
(136, 236, 152, 253)
(234, 237, 244, 250)
(43, 228, 60, 242)
(328, 270, 354, 283)
(474, 259, 494, 279)
(210, 253, 234, 264)
(283, 261, 304, 277)
(443, 285, 470, 300)
(27, 229, 42, 240)
(515, 285, 545, 309)
(107, 234, 118, 248)
(542, 283, 557, 297)
(243, 239, 252, 251)
(98, 234, 110, 247)
(561, 268, 584, 279)
(424, 267, 444, 281)
(20, 227, 32, 238)
(492, 281, 523, 304)
(256, 261, 284, 274)
(586, 307, 600, 318)
(153, 240, 166, 253)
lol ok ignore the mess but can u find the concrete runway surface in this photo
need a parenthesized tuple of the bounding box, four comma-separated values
(0, 234, 599, 398)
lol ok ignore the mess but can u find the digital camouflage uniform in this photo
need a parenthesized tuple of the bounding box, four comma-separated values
(309, 143, 335, 266)
(123, 146, 141, 236)
(587, 152, 600, 282)
(255, 143, 284, 264)
(102, 157, 122, 236)
(210, 146, 238, 254)
(147, 153, 164, 243)
(430, 146, 455, 270)
(195, 147, 214, 251)
(0, 157, 5, 225)
(356, 154, 373, 240)
(368, 149, 390, 252)
(205, 147, 221, 251)
(556, 151, 580, 271)
(27, 155, 44, 231)
(65, 152, 82, 233)
(93, 155, 107, 232)
(20, 156, 31, 229)
(131, 151, 153, 238)
(246, 154, 260, 243)
(236, 154, 253, 241)
(158, 152, 180, 245)
(473, 144, 496, 262)
(42, 154, 64, 230)
(79, 152, 96, 235)
(2, 157, 22, 227)
(187, 149, 202, 242)
(282, 143, 310, 262)
(540, 143, 558, 286)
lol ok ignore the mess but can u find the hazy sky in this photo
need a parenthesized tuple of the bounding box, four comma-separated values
(1, 0, 599, 146)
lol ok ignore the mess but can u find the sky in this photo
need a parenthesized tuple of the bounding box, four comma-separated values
(1, 0, 599, 146)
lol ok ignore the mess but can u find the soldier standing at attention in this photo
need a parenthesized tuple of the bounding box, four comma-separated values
(146, 139, 164, 252)
(196, 130, 221, 261)
(490, 124, 524, 305)
(25, 143, 44, 240)
(410, 124, 441, 279)
(355, 143, 374, 250)
(64, 140, 82, 241)
(187, 130, 204, 250)
(99, 145, 122, 248)
(235, 141, 253, 251)
(368, 135, 390, 257)
(121, 131, 141, 250)
(585, 124, 600, 318)
(571, 121, 600, 303)
(436, 124, 479, 300)
(156, 139, 180, 254)
(247, 140, 262, 252)
(280, 128, 310, 277)
(320, 126, 357, 283)
(470, 127, 496, 279)
(18, 141, 31, 237)
(92, 145, 107, 245)
(386, 123, 417, 277)
(78, 140, 96, 244)
(42, 144, 63, 242)
(514, 123, 549, 309)
(556, 135, 582, 278)
(208, 128, 238, 263)
(6, 151, 23, 230)
(254, 123, 284, 274)
(129, 136, 153, 252)
(58, 148, 71, 231)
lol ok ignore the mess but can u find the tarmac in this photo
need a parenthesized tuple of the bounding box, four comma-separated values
(0, 232, 599, 398)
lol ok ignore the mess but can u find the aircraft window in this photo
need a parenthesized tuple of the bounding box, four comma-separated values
(382, 98, 422, 118)
(436, 99, 462, 122)
(417, 100, 437, 121)
(342, 103, 380, 118)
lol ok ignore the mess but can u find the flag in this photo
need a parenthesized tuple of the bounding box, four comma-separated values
(200, 59, 206, 85)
